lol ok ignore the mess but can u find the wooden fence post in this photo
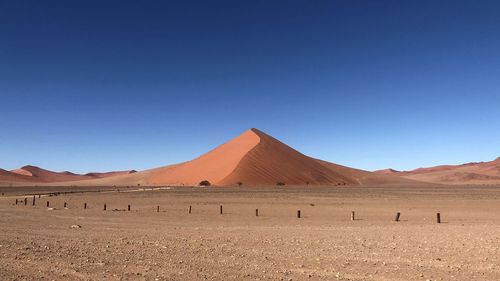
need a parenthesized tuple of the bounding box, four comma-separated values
(395, 212, 401, 222)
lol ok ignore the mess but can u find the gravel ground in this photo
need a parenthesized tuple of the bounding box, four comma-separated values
(1, 186, 499, 280)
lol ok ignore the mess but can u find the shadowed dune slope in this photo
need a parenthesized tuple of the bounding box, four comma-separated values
(219, 129, 357, 186)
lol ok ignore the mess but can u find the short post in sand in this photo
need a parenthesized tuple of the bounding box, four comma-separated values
(32, 196, 35, 206)
(157, 205, 159, 213)
(297, 210, 301, 218)
(104, 204, 107, 211)
(15, 199, 18, 205)
(24, 198, 27, 206)
(351, 211, 355, 221)
(128, 204, 131, 211)
(189, 205, 192, 214)
(46, 201, 50, 208)
(256, 208, 259, 217)
(64, 202, 67, 208)
(436, 213, 441, 224)
(395, 212, 401, 222)
(84, 203, 87, 209)
(220, 205, 223, 215)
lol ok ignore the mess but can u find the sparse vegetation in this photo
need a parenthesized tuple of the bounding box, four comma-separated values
(237, 182, 243, 187)
(276, 182, 285, 186)
(199, 180, 211, 186)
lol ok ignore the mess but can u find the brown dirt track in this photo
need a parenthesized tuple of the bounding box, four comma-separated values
(1, 185, 499, 281)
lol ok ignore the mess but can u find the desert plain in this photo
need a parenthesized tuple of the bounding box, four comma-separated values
(1, 184, 499, 281)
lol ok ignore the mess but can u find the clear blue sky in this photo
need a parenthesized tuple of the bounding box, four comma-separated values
(1, 0, 499, 173)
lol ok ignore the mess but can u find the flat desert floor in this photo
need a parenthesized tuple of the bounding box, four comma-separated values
(1, 185, 499, 281)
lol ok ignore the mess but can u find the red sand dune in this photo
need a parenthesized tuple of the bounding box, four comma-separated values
(59, 128, 418, 187)
(1, 128, 424, 187)
(375, 157, 500, 184)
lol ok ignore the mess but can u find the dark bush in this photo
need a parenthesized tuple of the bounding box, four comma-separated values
(276, 182, 285, 186)
(199, 180, 211, 186)
(237, 182, 243, 187)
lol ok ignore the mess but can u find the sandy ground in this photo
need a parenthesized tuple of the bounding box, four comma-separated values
(1, 185, 499, 281)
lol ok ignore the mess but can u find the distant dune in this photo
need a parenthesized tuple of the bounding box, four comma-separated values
(0, 168, 34, 183)
(375, 157, 500, 184)
(373, 168, 400, 175)
(3, 165, 136, 185)
(84, 170, 137, 178)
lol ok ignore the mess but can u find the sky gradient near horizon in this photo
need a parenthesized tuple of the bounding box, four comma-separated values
(1, 0, 500, 173)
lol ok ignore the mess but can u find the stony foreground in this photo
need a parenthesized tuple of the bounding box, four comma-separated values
(1, 186, 499, 280)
